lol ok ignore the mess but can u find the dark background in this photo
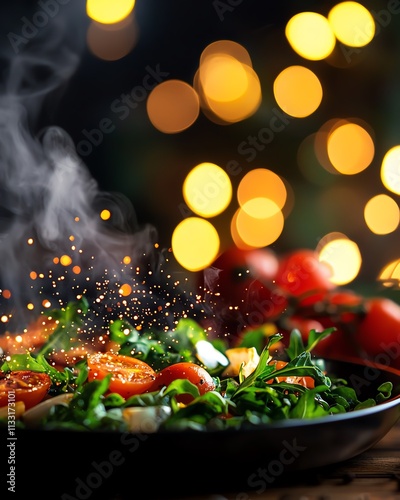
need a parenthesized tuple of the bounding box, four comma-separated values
(1, 0, 400, 289)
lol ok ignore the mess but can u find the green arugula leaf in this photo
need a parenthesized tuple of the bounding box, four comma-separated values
(285, 327, 336, 361)
(37, 297, 89, 357)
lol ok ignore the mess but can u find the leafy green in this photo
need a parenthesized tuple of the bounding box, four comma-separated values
(37, 297, 89, 357)
(0, 299, 395, 433)
(1, 352, 78, 394)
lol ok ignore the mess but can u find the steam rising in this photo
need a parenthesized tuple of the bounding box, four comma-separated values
(0, 6, 206, 333)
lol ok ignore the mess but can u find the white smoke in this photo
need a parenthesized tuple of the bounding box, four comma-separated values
(0, 4, 203, 333)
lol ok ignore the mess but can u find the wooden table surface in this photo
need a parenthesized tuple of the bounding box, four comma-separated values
(161, 419, 400, 500)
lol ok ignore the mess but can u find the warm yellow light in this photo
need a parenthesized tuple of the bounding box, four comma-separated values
(183, 162, 232, 218)
(381, 146, 400, 195)
(327, 122, 374, 174)
(202, 64, 262, 123)
(364, 194, 399, 235)
(273, 65, 323, 118)
(237, 168, 287, 211)
(86, 0, 135, 24)
(328, 1, 375, 47)
(378, 259, 400, 287)
(171, 218, 220, 272)
(200, 40, 253, 68)
(231, 204, 284, 249)
(285, 12, 336, 60)
(319, 237, 361, 285)
(100, 209, 111, 221)
(200, 54, 248, 102)
(119, 283, 132, 296)
(60, 255, 72, 266)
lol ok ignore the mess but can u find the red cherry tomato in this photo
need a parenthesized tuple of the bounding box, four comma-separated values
(0, 370, 52, 410)
(275, 249, 335, 302)
(149, 362, 215, 404)
(353, 297, 400, 365)
(203, 246, 287, 331)
(294, 290, 364, 359)
(87, 352, 157, 399)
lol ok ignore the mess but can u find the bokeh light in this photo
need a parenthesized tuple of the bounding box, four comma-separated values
(86, 0, 136, 24)
(119, 283, 132, 296)
(328, 1, 375, 47)
(237, 168, 287, 212)
(231, 203, 284, 249)
(273, 65, 323, 118)
(378, 259, 400, 288)
(200, 40, 253, 68)
(327, 122, 375, 174)
(197, 51, 262, 123)
(100, 209, 111, 220)
(285, 12, 336, 60)
(364, 194, 399, 235)
(200, 54, 247, 102)
(146, 80, 200, 133)
(60, 255, 72, 266)
(87, 15, 138, 61)
(171, 217, 220, 272)
(183, 162, 232, 218)
(381, 145, 400, 195)
(319, 237, 362, 285)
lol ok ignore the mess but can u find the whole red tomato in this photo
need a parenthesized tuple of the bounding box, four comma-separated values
(202, 246, 287, 333)
(274, 248, 335, 303)
(353, 297, 400, 367)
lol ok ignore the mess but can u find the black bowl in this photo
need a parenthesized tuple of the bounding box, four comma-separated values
(2, 357, 400, 500)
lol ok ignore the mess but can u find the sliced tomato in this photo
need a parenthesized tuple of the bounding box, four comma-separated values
(0, 316, 57, 355)
(149, 362, 216, 404)
(267, 360, 315, 389)
(0, 370, 52, 410)
(87, 352, 157, 399)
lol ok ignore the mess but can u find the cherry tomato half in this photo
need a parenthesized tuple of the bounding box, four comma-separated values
(0, 370, 52, 410)
(149, 362, 216, 404)
(87, 352, 157, 399)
